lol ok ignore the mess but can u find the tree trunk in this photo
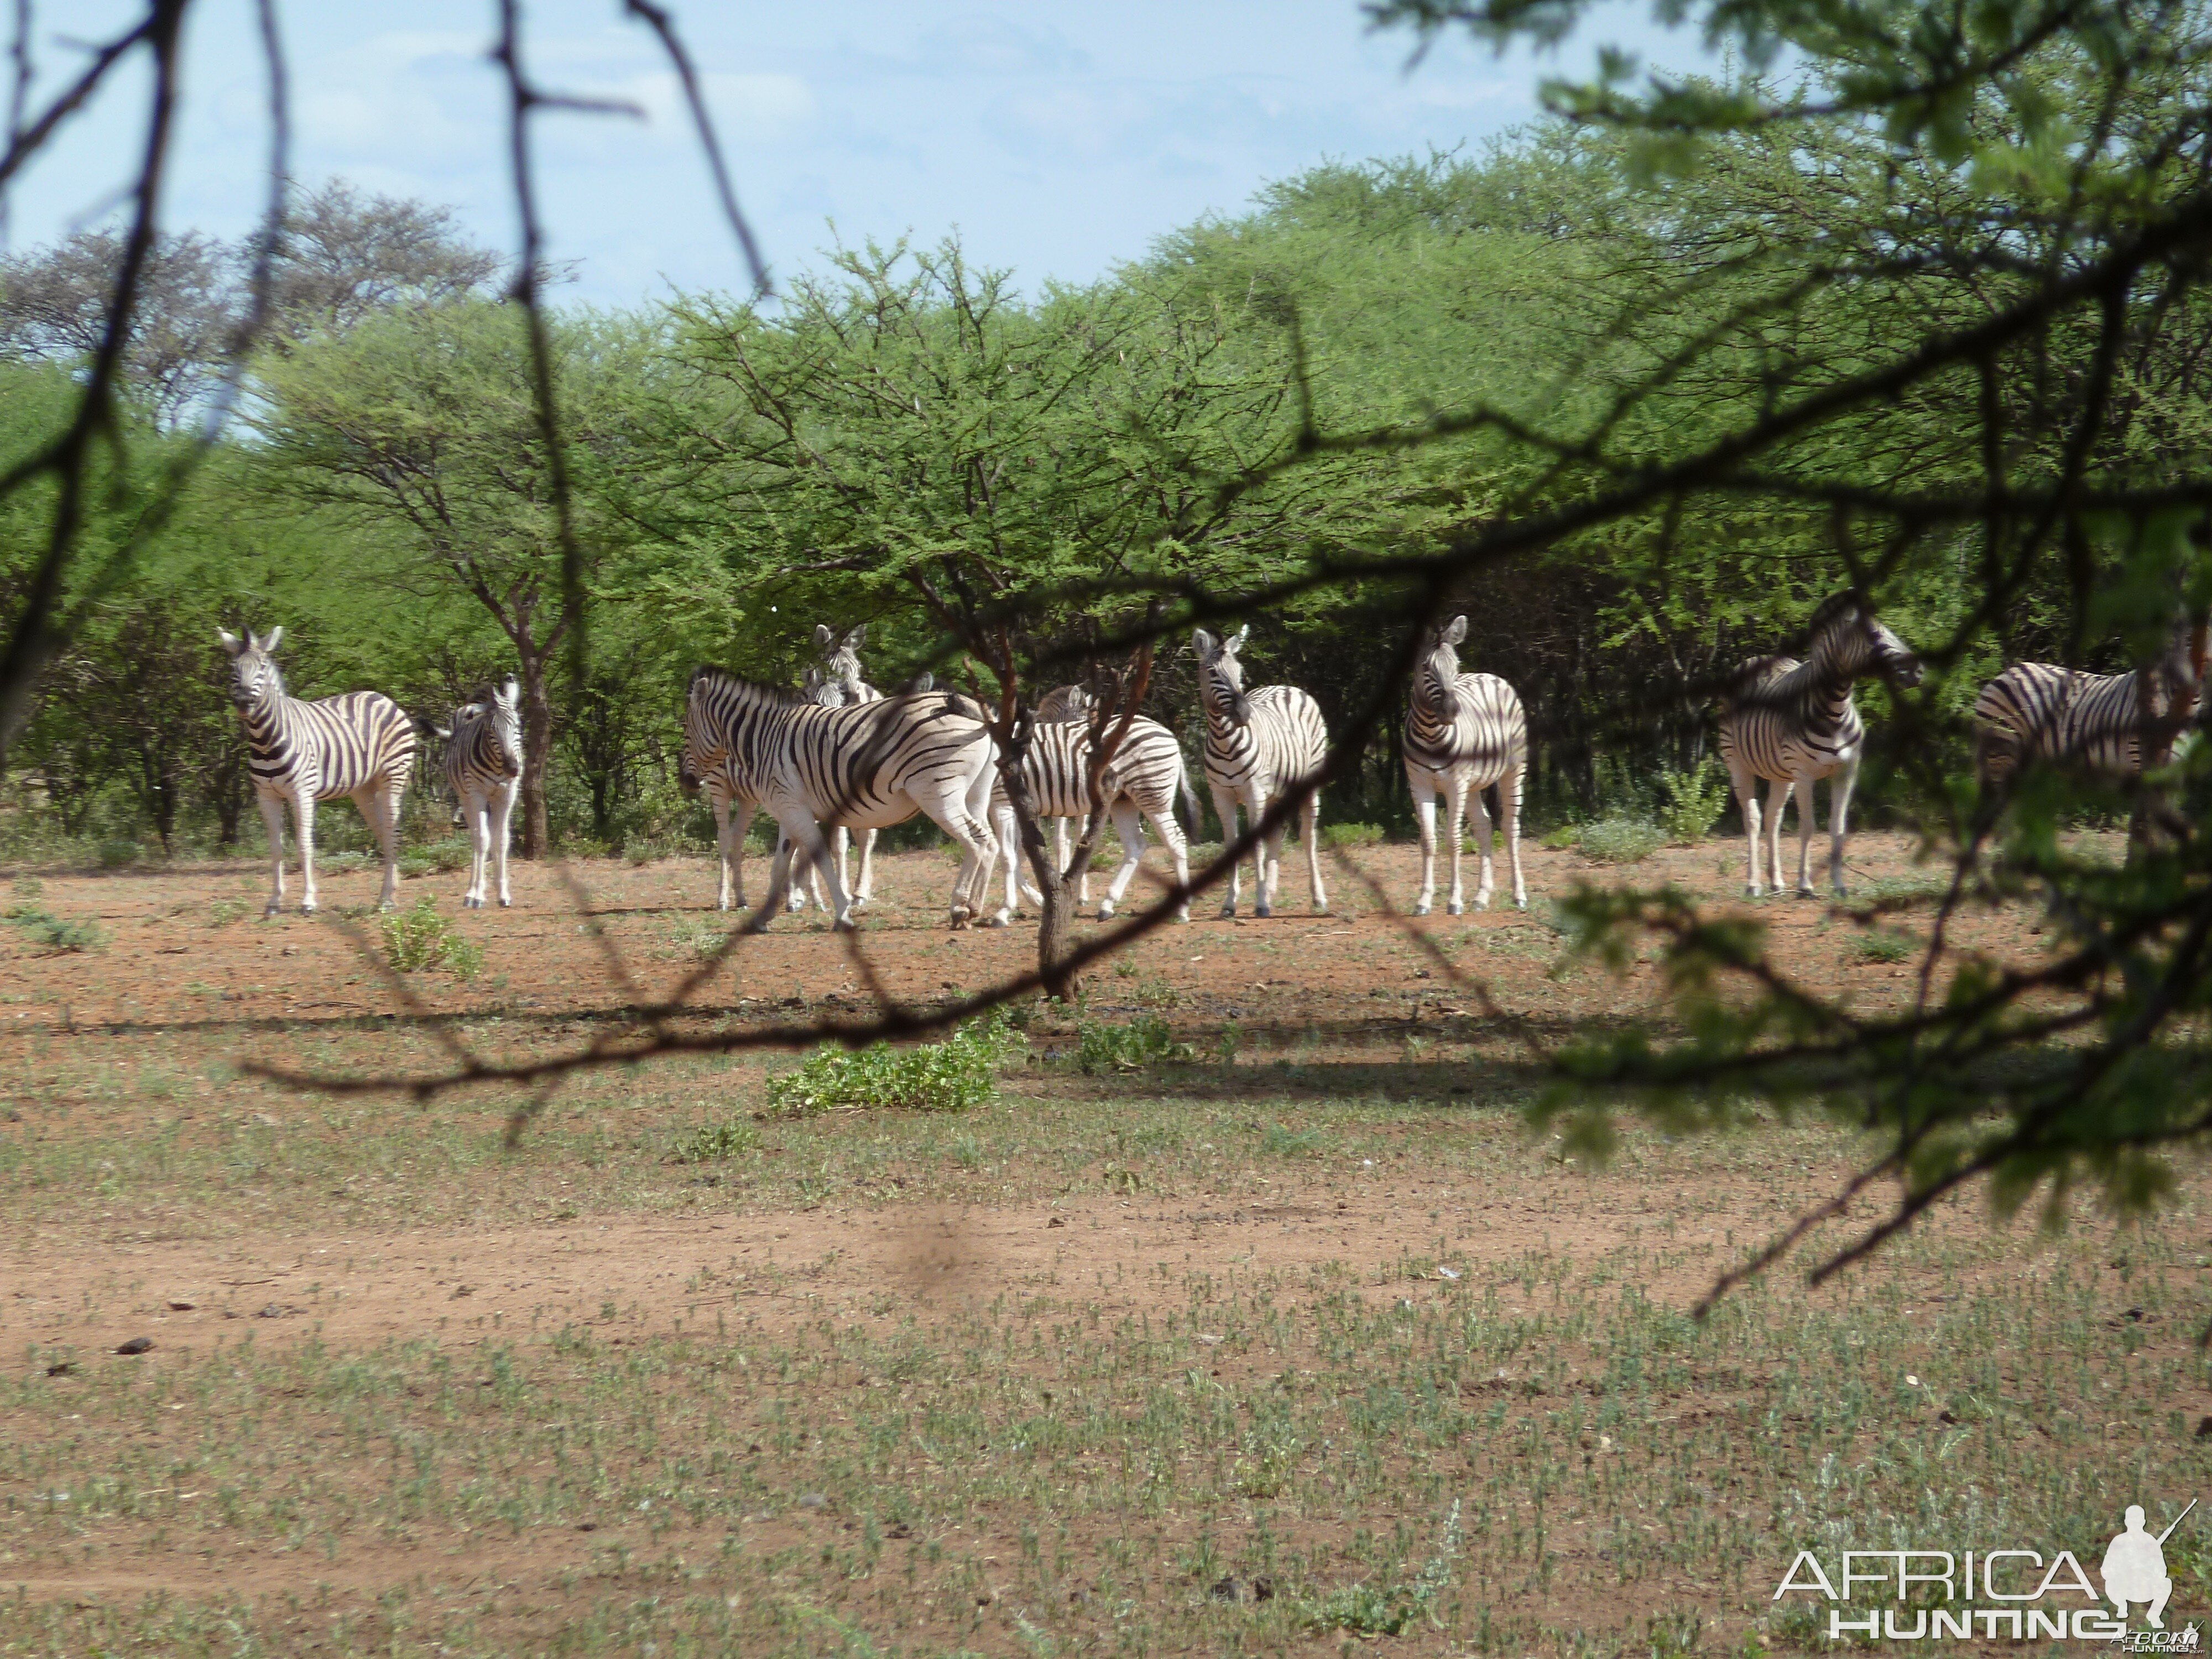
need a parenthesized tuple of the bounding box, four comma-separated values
(517, 645, 555, 858)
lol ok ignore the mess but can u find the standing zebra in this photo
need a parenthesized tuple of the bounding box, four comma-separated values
(1403, 615, 1528, 914)
(1193, 625, 1328, 917)
(802, 623, 884, 907)
(1715, 594, 1922, 898)
(989, 709, 1201, 924)
(1973, 625, 2209, 786)
(434, 678, 523, 909)
(681, 666, 998, 928)
(218, 626, 416, 915)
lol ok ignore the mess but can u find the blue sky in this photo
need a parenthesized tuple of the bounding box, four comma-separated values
(9, 1, 1705, 307)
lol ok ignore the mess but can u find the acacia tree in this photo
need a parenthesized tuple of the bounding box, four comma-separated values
(253, 301, 651, 857)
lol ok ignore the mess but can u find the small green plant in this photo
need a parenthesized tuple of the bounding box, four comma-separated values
(4, 903, 102, 953)
(670, 1118, 759, 1164)
(208, 897, 251, 927)
(378, 897, 484, 980)
(1301, 1500, 1462, 1636)
(397, 838, 471, 879)
(1319, 821, 1384, 850)
(1261, 1123, 1328, 1158)
(1576, 816, 1665, 865)
(1540, 823, 1580, 851)
(766, 1011, 1021, 1117)
(1853, 928, 1918, 964)
(1075, 1014, 1195, 1073)
(95, 837, 140, 869)
(1657, 758, 1733, 844)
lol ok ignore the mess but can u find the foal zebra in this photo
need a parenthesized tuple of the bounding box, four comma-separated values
(1193, 626, 1328, 917)
(1715, 594, 1923, 898)
(681, 666, 998, 928)
(218, 626, 416, 915)
(800, 623, 883, 907)
(435, 678, 522, 909)
(1973, 625, 2209, 786)
(1403, 615, 1527, 913)
(989, 708, 1201, 925)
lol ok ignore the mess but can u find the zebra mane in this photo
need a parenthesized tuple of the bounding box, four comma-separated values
(690, 664, 810, 706)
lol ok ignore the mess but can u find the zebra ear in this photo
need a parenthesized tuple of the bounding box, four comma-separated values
(1192, 628, 1217, 658)
(846, 624, 866, 651)
(814, 624, 834, 651)
(1230, 624, 1248, 651)
(499, 676, 519, 706)
(217, 628, 244, 656)
(1442, 615, 1468, 645)
(260, 625, 284, 653)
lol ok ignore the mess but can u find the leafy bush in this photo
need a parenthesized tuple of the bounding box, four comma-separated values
(765, 1011, 1021, 1117)
(378, 897, 484, 980)
(1320, 821, 1384, 849)
(397, 838, 471, 879)
(1076, 1014, 1196, 1073)
(1576, 817, 1665, 865)
(1853, 928, 1918, 964)
(1657, 758, 1733, 844)
(670, 1118, 759, 1163)
(1538, 823, 1580, 851)
(4, 902, 102, 953)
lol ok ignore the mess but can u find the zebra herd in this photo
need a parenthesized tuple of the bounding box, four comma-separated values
(214, 594, 2208, 924)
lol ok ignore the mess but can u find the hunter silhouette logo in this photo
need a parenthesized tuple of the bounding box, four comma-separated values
(1772, 1500, 2201, 1644)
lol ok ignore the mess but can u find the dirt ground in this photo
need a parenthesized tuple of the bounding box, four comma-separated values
(2, 830, 2202, 1657)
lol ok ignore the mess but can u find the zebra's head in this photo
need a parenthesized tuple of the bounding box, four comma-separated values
(806, 669, 858, 709)
(1193, 625, 1252, 726)
(1418, 615, 1470, 687)
(1808, 595, 1923, 688)
(483, 677, 523, 779)
(216, 626, 285, 709)
(814, 623, 869, 697)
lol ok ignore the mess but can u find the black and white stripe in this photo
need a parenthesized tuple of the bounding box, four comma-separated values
(1974, 630, 2208, 786)
(1403, 615, 1528, 913)
(1715, 594, 1922, 897)
(436, 677, 522, 909)
(681, 666, 999, 928)
(219, 626, 416, 915)
(1193, 625, 1328, 917)
(989, 710, 1199, 923)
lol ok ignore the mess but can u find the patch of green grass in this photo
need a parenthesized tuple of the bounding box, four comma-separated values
(1321, 821, 1385, 849)
(1260, 1122, 1329, 1157)
(765, 1011, 1022, 1117)
(377, 896, 484, 980)
(1540, 823, 1580, 851)
(207, 896, 252, 926)
(1075, 1013, 1196, 1073)
(669, 1118, 759, 1163)
(1301, 1500, 1462, 1635)
(3, 901, 102, 953)
(396, 837, 471, 878)
(1852, 928, 1919, 964)
(1576, 816, 1666, 865)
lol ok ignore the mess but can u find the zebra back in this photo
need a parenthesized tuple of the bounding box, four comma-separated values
(221, 628, 415, 801)
(993, 716, 1187, 819)
(1405, 618, 1526, 785)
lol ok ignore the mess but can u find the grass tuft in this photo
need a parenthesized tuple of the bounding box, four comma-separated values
(1075, 1013, 1195, 1073)
(1577, 816, 1666, 865)
(378, 896, 484, 980)
(766, 1011, 1021, 1117)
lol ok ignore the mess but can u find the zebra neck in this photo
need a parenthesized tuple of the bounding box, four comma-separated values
(238, 693, 297, 758)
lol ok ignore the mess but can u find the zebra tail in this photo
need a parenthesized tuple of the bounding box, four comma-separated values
(1178, 765, 1202, 841)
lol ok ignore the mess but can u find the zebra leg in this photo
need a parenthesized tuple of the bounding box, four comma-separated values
(461, 792, 489, 907)
(1209, 782, 1243, 916)
(1303, 786, 1326, 912)
(854, 827, 878, 906)
(1253, 787, 1281, 918)
(294, 791, 320, 915)
(1728, 760, 1764, 896)
(380, 770, 408, 912)
(1766, 778, 1793, 899)
(1791, 778, 1819, 897)
(491, 779, 517, 906)
(1826, 755, 1861, 896)
(258, 791, 289, 916)
(1501, 761, 1527, 909)
(1412, 781, 1439, 916)
(992, 798, 1021, 926)
(1099, 801, 1147, 921)
(709, 796, 739, 912)
(1463, 778, 1492, 913)
(353, 784, 401, 912)
(1135, 790, 1192, 924)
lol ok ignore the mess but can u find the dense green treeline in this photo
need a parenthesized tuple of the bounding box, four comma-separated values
(3, 39, 2199, 859)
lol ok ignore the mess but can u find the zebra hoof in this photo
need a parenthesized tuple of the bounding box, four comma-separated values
(1255, 903, 1272, 919)
(832, 917, 858, 934)
(498, 896, 512, 908)
(1097, 903, 1115, 921)
(1174, 906, 1191, 923)
(1450, 899, 1468, 916)
(462, 895, 481, 910)
(1796, 885, 1818, 900)
(1415, 900, 1432, 916)
(1217, 904, 1237, 920)
(299, 902, 319, 916)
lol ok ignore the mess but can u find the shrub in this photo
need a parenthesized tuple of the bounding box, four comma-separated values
(670, 1118, 759, 1163)
(1657, 758, 1734, 844)
(397, 838, 471, 879)
(1539, 823, 1580, 851)
(765, 1011, 1021, 1117)
(1076, 1014, 1196, 1073)
(1320, 821, 1384, 850)
(1576, 817, 1665, 865)
(95, 837, 140, 869)
(4, 903, 102, 953)
(378, 898, 484, 980)
(1853, 928, 1918, 964)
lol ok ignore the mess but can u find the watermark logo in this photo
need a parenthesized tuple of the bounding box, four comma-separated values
(1773, 1502, 2199, 1644)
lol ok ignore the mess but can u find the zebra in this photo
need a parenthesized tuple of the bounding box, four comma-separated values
(218, 626, 416, 916)
(1973, 625, 2209, 787)
(1192, 625, 1328, 917)
(988, 708, 1202, 924)
(1715, 593, 1923, 898)
(680, 666, 999, 928)
(432, 678, 522, 909)
(799, 623, 883, 908)
(1403, 615, 1527, 914)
